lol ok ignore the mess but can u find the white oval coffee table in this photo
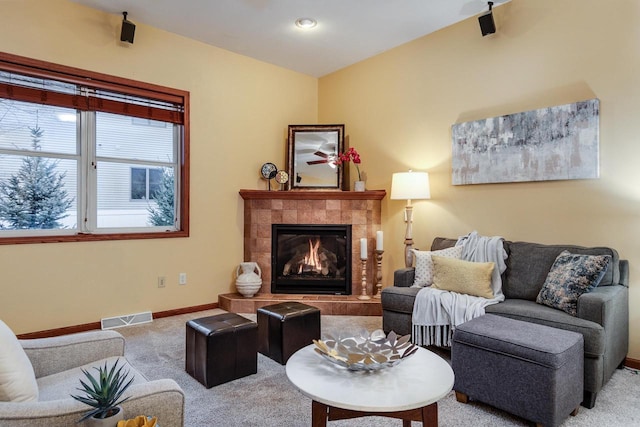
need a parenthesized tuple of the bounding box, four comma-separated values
(286, 344, 454, 426)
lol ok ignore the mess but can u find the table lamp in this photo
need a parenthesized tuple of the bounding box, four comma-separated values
(390, 171, 431, 268)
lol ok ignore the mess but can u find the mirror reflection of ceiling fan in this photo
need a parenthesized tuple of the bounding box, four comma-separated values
(302, 141, 337, 166)
(307, 151, 330, 165)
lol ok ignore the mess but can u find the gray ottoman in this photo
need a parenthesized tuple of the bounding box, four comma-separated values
(452, 314, 583, 427)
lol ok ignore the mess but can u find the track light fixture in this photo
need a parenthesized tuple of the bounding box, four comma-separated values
(120, 11, 136, 44)
(478, 1, 496, 37)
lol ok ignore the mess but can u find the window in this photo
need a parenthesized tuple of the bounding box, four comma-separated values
(131, 167, 163, 200)
(0, 52, 190, 244)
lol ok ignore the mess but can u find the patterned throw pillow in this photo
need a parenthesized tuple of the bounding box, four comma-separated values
(411, 245, 463, 287)
(536, 251, 611, 316)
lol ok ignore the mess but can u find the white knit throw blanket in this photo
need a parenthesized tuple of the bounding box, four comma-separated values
(412, 231, 507, 346)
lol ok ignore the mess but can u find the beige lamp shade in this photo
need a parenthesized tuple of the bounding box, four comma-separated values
(390, 170, 430, 268)
(390, 171, 431, 201)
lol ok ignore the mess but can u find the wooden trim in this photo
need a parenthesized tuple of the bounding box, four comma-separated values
(0, 51, 191, 246)
(15, 302, 218, 339)
(239, 189, 386, 200)
(287, 124, 345, 191)
(152, 303, 217, 319)
(625, 357, 640, 370)
(16, 321, 103, 340)
(180, 98, 190, 237)
(0, 82, 184, 124)
(0, 230, 189, 246)
(0, 82, 86, 110)
(0, 51, 188, 103)
(89, 97, 184, 124)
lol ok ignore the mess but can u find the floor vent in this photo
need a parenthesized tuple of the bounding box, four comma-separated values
(101, 311, 153, 330)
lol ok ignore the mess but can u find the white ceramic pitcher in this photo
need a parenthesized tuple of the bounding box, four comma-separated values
(235, 262, 262, 298)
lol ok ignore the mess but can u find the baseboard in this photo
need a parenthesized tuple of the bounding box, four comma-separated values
(16, 302, 218, 339)
(625, 357, 640, 370)
(153, 302, 218, 320)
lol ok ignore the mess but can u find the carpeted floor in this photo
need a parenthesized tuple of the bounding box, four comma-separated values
(117, 309, 640, 426)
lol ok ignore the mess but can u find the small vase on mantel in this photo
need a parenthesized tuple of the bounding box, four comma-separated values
(354, 181, 366, 192)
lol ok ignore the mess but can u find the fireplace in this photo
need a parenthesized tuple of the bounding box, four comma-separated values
(271, 224, 352, 295)
(240, 189, 385, 297)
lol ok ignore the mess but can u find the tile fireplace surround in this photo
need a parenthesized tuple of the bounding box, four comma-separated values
(222, 189, 386, 315)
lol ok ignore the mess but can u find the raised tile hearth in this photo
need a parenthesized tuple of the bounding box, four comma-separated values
(218, 293, 382, 316)
(236, 189, 386, 315)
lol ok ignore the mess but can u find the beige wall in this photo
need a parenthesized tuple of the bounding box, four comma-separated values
(318, 0, 640, 359)
(1, 0, 638, 361)
(0, 1, 317, 333)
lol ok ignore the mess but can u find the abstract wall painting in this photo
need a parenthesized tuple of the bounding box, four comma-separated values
(451, 99, 600, 185)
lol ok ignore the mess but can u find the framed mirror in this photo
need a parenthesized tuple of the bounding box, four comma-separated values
(287, 124, 344, 190)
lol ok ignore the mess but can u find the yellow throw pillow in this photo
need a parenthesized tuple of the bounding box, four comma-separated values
(431, 255, 495, 299)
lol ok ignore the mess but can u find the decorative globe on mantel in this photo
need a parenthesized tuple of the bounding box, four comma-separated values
(235, 262, 262, 298)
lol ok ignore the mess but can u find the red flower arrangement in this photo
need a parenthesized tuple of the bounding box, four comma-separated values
(334, 147, 362, 181)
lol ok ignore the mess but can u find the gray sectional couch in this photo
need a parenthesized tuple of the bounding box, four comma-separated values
(381, 237, 629, 408)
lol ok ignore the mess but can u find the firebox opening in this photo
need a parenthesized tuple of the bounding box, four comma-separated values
(272, 224, 352, 295)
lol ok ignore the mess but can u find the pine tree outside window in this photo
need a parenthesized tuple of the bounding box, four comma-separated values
(0, 52, 189, 244)
(0, 125, 74, 229)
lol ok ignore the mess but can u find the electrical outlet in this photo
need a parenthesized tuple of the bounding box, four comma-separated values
(158, 276, 166, 288)
(179, 273, 187, 285)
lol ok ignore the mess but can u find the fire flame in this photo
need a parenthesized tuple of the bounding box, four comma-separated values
(298, 239, 321, 274)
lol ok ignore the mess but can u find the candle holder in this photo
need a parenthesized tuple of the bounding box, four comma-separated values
(374, 250, 384, 299)
(358, 258, 371, 300)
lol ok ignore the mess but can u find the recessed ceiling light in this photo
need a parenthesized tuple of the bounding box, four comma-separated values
(295, 18, 317, 29)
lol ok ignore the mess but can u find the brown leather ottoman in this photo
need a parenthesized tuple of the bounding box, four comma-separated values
(257, 302, 321, 364)
(185, 313, 257, 388)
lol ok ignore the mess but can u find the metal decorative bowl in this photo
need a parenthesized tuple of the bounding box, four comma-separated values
(312, 329, 418, 371)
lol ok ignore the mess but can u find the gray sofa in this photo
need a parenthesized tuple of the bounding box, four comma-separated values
(381, 237, 629, 409)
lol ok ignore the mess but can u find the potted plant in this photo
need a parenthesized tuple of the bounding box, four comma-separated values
(71, 359, 134, 426)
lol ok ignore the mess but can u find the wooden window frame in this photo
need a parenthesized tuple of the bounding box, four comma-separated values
(0, 52, 190, 245)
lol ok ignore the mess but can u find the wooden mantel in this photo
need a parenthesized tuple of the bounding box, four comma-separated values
(239, 189, 386, 200)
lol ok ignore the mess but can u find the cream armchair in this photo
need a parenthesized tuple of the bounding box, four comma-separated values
(0, 329, 184, 427)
